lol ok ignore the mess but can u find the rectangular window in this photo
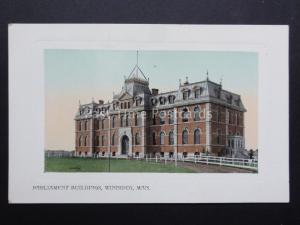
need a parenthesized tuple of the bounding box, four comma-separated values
(195, 89, 200, 98)
(183, 92, 188, 100)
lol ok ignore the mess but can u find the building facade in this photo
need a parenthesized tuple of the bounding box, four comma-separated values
(75, 64, 246, 158)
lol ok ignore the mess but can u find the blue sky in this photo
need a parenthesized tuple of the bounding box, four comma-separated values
(45, 50, 257, 98)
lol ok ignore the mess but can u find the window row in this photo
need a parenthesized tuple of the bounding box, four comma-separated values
(93, 133, 142, 146)
(151, 95, 176, 106)
(113, 98, 142, 110)
(153, 107, 203, 125)
(78, 121, 89, 131)
(228, 111, 243, 125)
(152, 129, 201, 145)
(91, 114, 143, 130)
(182, 88, 203, 100)
(78, 136, 89, 146)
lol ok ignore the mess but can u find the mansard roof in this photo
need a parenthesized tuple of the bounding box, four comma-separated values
(75, 70, 246, 120)
(125, 65, 149, 85)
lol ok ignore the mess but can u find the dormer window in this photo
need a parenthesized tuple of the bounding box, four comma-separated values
(136, 100, 139, 106)
(183, 90, 190, 100)
(151, 98, 158, 106)
(168, 95, 175, 104)
(227, 95, 233, 104)
(159, 97, 166, 105)
(195, 89, 201, 99)
(135, 97, 142, 106)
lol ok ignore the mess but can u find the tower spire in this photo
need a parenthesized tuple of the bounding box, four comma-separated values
(206, 70, 209, 81)
(136, 50, 139, 66)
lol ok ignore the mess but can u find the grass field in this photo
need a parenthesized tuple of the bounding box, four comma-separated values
(45, 157, 195, 173)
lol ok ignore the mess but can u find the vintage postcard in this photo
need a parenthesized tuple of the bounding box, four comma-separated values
(9, 24, 289, 203)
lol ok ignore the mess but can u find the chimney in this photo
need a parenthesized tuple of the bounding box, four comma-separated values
(98, 100, 104, 105)
(152, 88, 159, 96)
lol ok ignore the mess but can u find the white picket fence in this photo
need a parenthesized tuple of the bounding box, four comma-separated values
(86, 153, 258, 171)
(141, 155, 258, 171)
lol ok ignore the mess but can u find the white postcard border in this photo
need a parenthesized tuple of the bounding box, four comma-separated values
(9, 24, 289, 203)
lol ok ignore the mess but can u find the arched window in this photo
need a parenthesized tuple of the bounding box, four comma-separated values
(84, 136, 88, 146)
(159, 97, 166, 105)
(194, 106, 200, 121)
(194, 129, 200, 144)
(94, 119, 98, 130)
(217, 129, 221, 144)
(182, 129, 188, 144)
(183, 91, 190, 100)
(168, 95, 175, 104)
(160, 132, 165, 145)
(120, 115, 124, 127)
(111, 133, 115, 146)
(136, 98, 141, 106)
(182, 108, 189, 122)
(153, 114, 156, 125)
(126, 114, 129, 126)
(78, 136, 82, 146)
(168, 110, 174, 124)
(134, 113, 138, 126)
(229, 111, 232, 124)
(78, 121, 81, 131)
(216, 110, 221, 123)
(112, 116, 115, 128)
(195, 89, 201, 98)
(137, 113, 142, 126)
(152, 133, 156, 145)
(101, 136, 104, 146)
(121, 103, 123, 109)
(94, 135, 98, 146)
(135, 133, 140, 145)
(151, 98, 157, 106)
(85, 121, 88, 130)
(102, 119, 105, 129)
(169, 131, 174, 145)
(159, 111, 165, 125)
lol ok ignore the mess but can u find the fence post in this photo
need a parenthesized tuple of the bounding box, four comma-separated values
(220, 157, 222, 166)
(156, 155, 158, 163)
(206, 156, 208, 165)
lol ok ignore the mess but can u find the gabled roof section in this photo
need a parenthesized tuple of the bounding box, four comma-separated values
(118, 91, 133, 101)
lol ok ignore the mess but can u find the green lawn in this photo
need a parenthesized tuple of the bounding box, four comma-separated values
(45, 157, 195, 173)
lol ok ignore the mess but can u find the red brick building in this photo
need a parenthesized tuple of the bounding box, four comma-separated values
(75, 64, 246, 158)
